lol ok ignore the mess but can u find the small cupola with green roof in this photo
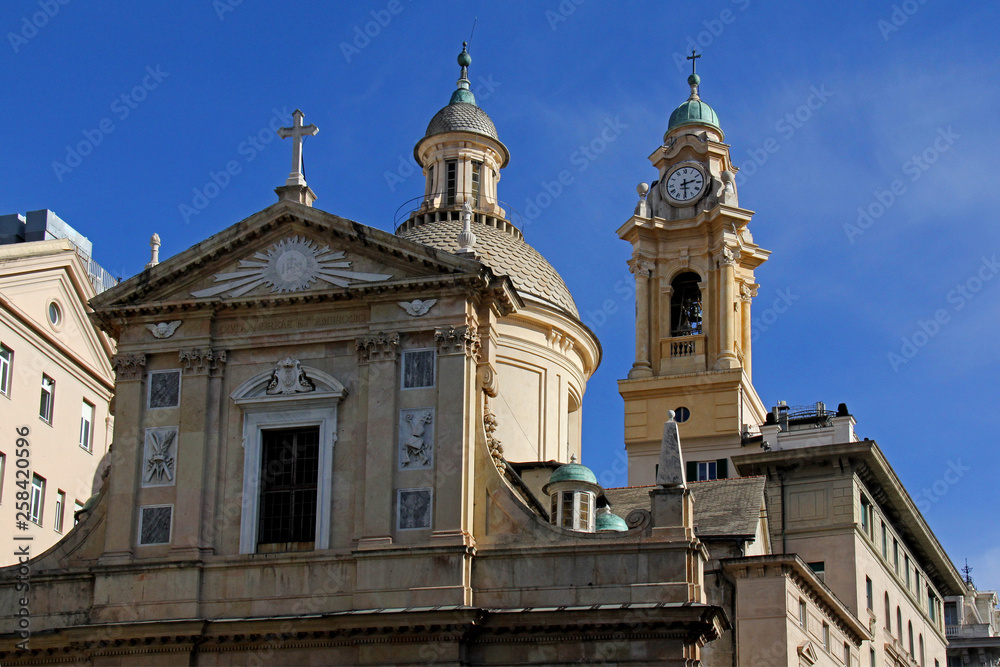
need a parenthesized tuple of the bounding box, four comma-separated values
(542, 456, 602, 532)
(665, 50, 723, 141)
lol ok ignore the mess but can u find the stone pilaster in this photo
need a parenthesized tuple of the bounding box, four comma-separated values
(740, 284, 754, 378)
(715, 247, 738, 369)
(356, 333, 399, 548)
(101, 353, 147, 564)
(628, 256, 655, 378)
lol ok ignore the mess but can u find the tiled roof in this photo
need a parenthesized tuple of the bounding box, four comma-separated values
(425, 102, 499, 141)
(398, 219, 579, 317)
(604, 476, 766, 538)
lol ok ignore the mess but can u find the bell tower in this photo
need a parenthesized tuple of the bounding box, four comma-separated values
(618, 54, 770, 485)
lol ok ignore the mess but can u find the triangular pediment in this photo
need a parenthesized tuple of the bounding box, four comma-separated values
(93, 200, 513, 315)
(0, 245, 114, 381)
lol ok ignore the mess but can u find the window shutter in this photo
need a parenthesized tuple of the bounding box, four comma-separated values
(716, 459, 728, 479)
(686, 461, 697, 482)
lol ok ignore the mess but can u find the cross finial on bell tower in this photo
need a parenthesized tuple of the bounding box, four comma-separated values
(687, 49, 701, 77)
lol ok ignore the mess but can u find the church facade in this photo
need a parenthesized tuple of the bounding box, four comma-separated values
(0, 45, 977, 666)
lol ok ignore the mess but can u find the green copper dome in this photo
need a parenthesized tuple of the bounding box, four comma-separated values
(665, 70, 723, 140)
(666, 98, 722, 137)
(596, 510, 629, 532)
(548, 460, 598, 486)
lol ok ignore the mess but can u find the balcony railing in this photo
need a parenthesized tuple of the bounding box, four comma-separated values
(946, 625, 959, 638)
(667, 334, 705, 358)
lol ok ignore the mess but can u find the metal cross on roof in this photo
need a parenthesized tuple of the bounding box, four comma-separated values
(277, 109, 319, 187)
(687, 49, 701, 77)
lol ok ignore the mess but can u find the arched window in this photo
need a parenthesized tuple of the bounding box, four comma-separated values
(919, 634, 924, 666)
(670, 272, 702, 336)
(896, 607, 902, 640)
(885, 592, 891, 631)
(908, 621, 914, 656)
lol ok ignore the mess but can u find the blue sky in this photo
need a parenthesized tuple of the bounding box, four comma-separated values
(2, 1, 997, 590)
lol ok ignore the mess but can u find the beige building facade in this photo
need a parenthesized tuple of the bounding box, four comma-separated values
(0, 237, 115, 565)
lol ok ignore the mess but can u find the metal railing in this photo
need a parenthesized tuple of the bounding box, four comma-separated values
(74, 246, 118, 294)
(393, 191, 526, 233)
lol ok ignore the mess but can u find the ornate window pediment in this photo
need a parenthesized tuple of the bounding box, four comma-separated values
(232, 359, 346, 554)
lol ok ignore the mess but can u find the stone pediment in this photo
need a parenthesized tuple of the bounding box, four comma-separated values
(91, 200, 518, 318)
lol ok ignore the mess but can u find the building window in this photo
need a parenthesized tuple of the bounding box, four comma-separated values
(885, 592, 892, 631)
(471, 160, 482, 208)
(908, 621, 914, 656)
(822, 622, 830, 650)
(550, 489, 596, 532)
(687, 459, 727, 482)
(79, 401, 95, 452)
(808, 561, 826, 582)
(799, 599, 807, 629)
(0, 452, 5, 503)
(401, 349, 435, 389)
(29, 474, 45, 524)
(894, 538, 899, 573)
(918, 634, 924, 666)
(148, 370, 181, 409)
(943, 601, 957, 626)
(844, 642, 851, 666)
(896, 607, 902, 640)
(138, 505, 173, 545)
(881, 521, 888, 559)
(860, 494, 873, 538)
(670, 272, 702, 336)
(445, 159, 457, 205)
(0, 344, 12, 396)
(73, 500, 84, 526)
(427, 164, 434, 195)
(54, 490, 65, 533)
(48, 301, 62, 326)
(866, 576, 873, 610)
(257, 427, 320, 550)
(871, 648, 877, 667)
(39, 375, 55, 423)
(905, 555, 911, 588)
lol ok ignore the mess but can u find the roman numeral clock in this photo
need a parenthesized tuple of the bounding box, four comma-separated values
(661, 161, 708, 206)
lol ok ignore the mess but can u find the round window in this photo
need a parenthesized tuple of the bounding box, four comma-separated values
(674, 406, 691, 423)
(48, 302, 62, 326)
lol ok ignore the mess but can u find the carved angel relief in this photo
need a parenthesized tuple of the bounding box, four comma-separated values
(265, 358, 315, 395)
(398, 299, 437, 317)
(191, 236, 393, 298)
(146, 321, 182, 339)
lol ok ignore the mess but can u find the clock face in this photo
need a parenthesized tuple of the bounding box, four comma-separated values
(664, 165, 706, 203)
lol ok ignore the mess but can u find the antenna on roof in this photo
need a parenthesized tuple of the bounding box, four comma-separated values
(962, 559, 975, 588)
(468, 17, 477, 50)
